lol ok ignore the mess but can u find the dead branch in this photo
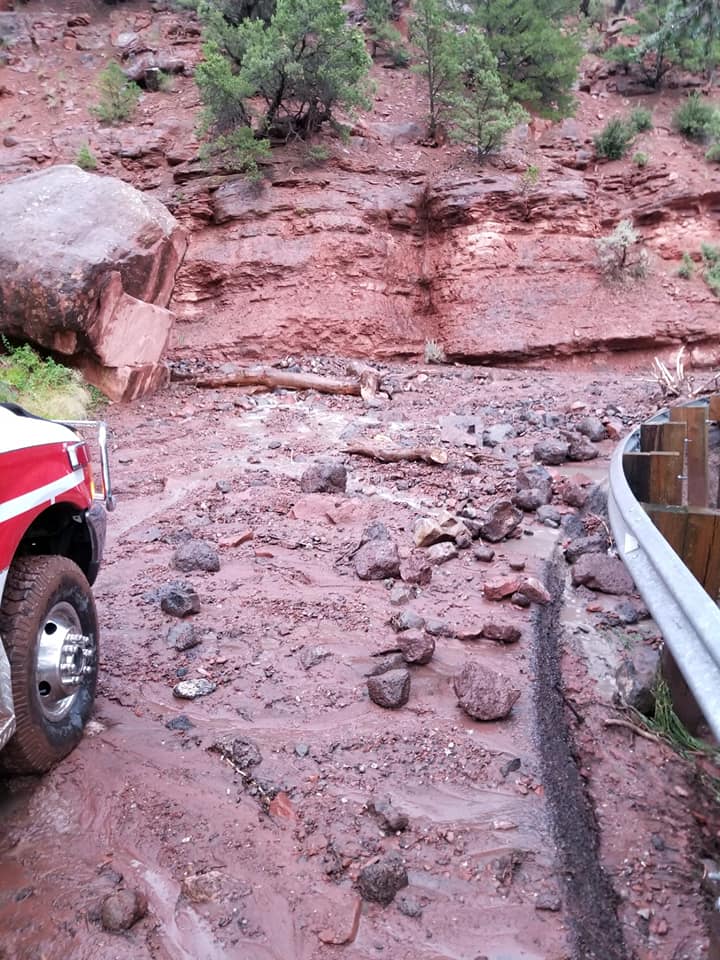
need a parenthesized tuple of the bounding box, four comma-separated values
(603, 718, 663, 744)
(191, 366, 362, 396)
(342, 441, 448, 465)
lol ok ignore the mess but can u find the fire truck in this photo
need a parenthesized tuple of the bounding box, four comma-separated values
(0, 403, 113, 773)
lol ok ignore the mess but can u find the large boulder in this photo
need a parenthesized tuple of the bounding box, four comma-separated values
(0, 165, 187, 401)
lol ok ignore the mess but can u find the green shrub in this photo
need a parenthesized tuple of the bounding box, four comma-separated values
(677, 252, 694, 279)
(596, 219, 648, 280)
(629, 106, 653, 133)
(672, 93, 720, 142)
(706, 143, 720, 164)
(424, 338, 446, 363)
(702, 245, 720, 297)
(91, 62, 141, 125)
(0, 338, 94, 419)
(198, 126, 271, 182)
(305, 144, 329, 165)
(594, 116, 634, 160)
(633, 150, 649, 167)
(75, 143, 97, 170)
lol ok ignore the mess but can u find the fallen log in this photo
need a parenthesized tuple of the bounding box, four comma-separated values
(191, 366, 362, 396)
(342, 441, 448, 465)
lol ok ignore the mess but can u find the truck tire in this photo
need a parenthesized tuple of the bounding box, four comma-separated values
(0, 556, 99, 774)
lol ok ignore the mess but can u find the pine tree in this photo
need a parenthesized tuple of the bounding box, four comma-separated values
(411, 0, 461, 140)
(463, 0, 582, 118)
(448, 28, 527, 159)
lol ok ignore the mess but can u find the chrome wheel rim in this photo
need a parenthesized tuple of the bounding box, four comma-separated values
(35, 602, 95, 721)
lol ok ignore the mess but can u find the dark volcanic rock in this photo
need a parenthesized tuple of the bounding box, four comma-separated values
(160, 581, 200, 617)
(567, 434, 599, 462)
(367, 668, 410, 708)
(453, 662, 520, 720)
(513, 488, 546, 512)
(533, 439, 569, 466)
(300, 460, 347, 494)
(173, 539, 220, 573)
(564, 534, 609, 564)
(577, 416, 607, 442)
(354, 540, 401, 580)
(357, 852, 408, 905)
(396, 629, 435, 665)
(168, 621, 199, 652)
(101, 889, 148, 932)
(515, 464, 553, 503)
(366, 653, 406, 677)
(572, 553, 634, 595)
(479, 500, 522, 542)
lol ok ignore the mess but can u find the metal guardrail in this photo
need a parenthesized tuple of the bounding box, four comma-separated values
(608, 406, 720, 742)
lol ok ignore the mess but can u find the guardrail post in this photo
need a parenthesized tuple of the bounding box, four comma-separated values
(622, 451, 682, 506)
(669, 405, 708, 507)
(640, 421, 686, 461)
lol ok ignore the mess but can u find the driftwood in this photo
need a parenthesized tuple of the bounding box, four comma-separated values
(191, 366, 362, 396)
(342, 441, 448, 465)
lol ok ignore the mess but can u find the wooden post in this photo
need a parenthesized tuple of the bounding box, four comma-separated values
(708, 395, 720, 422)
(640, 421, 686, 461)
(669, 404, 708, 506)
(622, 451, 682, 506)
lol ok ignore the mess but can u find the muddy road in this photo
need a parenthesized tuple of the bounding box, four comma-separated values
(0, 361, 715, 960)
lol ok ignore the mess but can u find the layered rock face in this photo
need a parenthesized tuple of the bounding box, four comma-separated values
(0, 165, 187, 401)
(172, 157, 719, 365)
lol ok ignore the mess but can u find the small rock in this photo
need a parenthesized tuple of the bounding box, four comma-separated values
(359, 521, 390, 544)
(390, 583, 413, 606)
(515, 465, 553, 503)
(173, 678, 216, 700)
(168, 621, 199, 652)
(473, 545, 495, 562)
(508, 559, 526, 571)
(228, 737, 262, 767)
(454, 662, 520, 720)
(535, 893, 562, 912)
(101, 889, 148, 932)
(173, 539, 220, 574)
(485, 423, 515, 447)
(414, 511, 469, 548)
(567, 435, 599, 462)
(533, 439, 569, 466)
(396, 629, 435, 665)
(165, 714, 194, 732)
(482, 621, 521, 644)
(427, 541, 459, 565)
(615, 645, 660, 715)
(396, 893, 423, 918)
(484, 575, 524, 601)
(181, 871, 223, 904)
(368, 796, 409, 833)
(424, 617, 454, 637)
(160, 581, 200, 617)
(300, 460, 347, 494)
(294, 743, 310, 758)
(518, 577, 552, 605)
(367, 668, 410, 708)
(511, 592, 531, 608)
(577, 416, 607, 442)
(513, 489, 546, 512)
(479, 500, 523, 542)
(564, 534, 610, 564)
(572, 554, 634, 595)
(216, 479, 231, 493)
(537, 505, 561, 527)
(455, 622, 484, 641)
(393, 610, 425, 632)
(399, 555, 432, 586)
(560, 481, 588, 508)
(354, 540, 401, 580)
(500, 757, 522, 778)
(366, 653, 406, 676)
(299, 645, 330, 670)
(357, 852, 408, 905)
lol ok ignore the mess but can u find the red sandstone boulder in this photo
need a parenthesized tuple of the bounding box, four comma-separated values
(0, 165, 187, 401)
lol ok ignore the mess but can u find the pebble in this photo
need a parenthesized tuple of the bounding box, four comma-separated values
(160, 581, 201, 618)
(454, 662, 520, 720)
(473, 545, 495, 562)
(300, 460, 347, 494)
(173, 678, 216, 700)
(396, 629, 435, 665)
(354, 540, 401, 580)
(173, 539, 221, 573)
(168, 621, 199, 652)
